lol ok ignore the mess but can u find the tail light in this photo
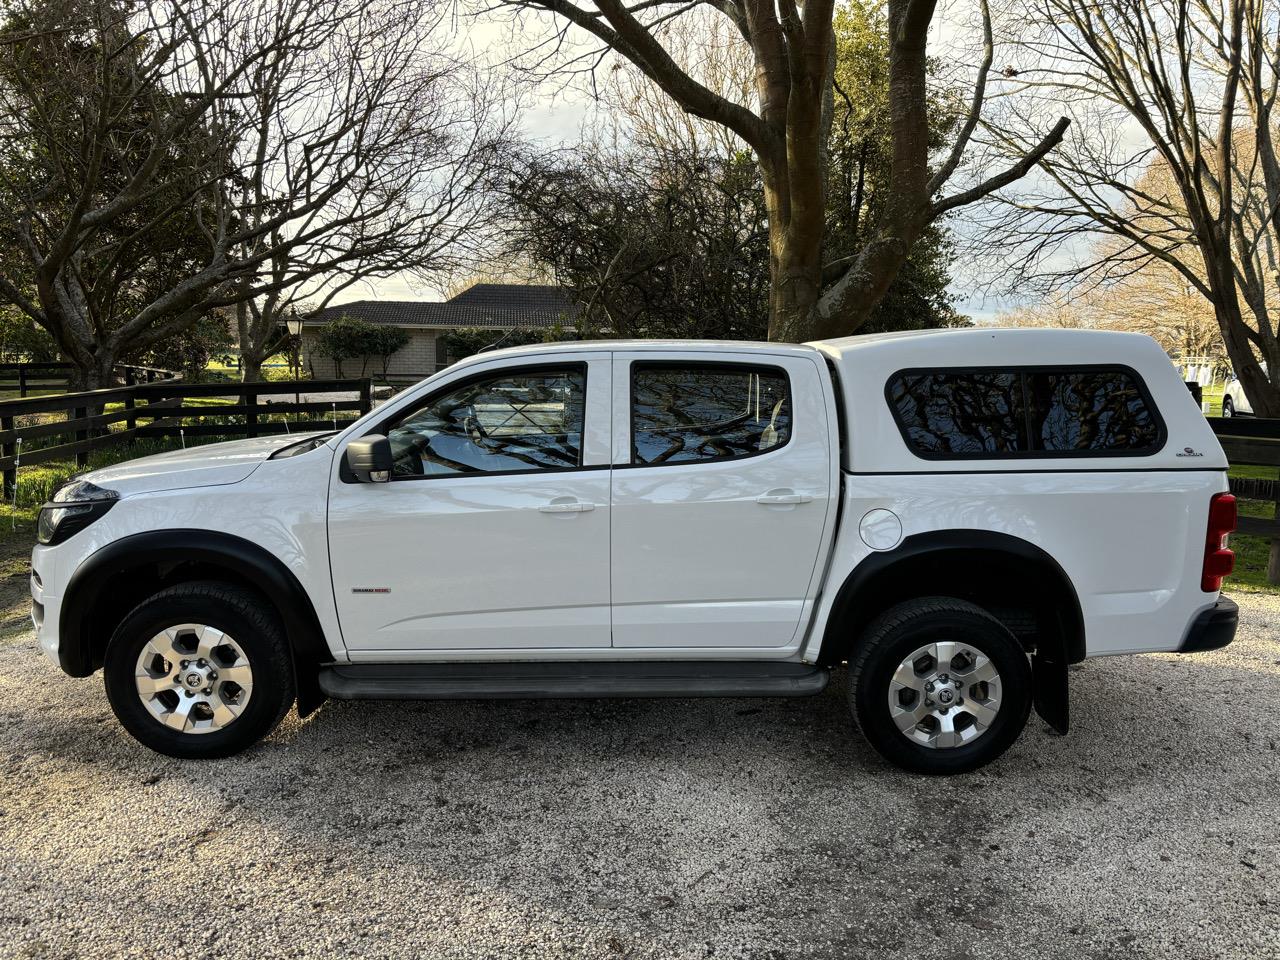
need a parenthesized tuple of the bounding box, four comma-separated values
(1201, 493, 1237, 592)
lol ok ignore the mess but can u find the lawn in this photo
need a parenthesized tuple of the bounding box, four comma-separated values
(1228, 462, 1279, 593)
(1201, 383, 1225, 416)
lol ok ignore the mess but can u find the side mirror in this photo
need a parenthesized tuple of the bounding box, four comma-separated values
(345, 435, 393, 483)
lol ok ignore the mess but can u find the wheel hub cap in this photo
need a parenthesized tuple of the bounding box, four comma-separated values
(134, 624, 254, 735)
(887, 641, 1003, 750)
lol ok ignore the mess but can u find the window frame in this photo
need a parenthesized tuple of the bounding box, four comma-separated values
(884, 363, 1168, 461)
(625, 359, 795, 469)
(358, 360, 595, 482)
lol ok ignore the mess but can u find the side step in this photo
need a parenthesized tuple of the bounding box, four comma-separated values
(318, 660, 830, 701)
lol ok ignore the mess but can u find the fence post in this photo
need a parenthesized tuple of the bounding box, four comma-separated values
(17, 367, 27, 398)
(124, 388, 137, 432)
(74, 405, 88, 468)
(1, 414, 13, 499)
(359, 378, 372, 415)
(245, 386, 258, 438)
(1269, 486, 1280, 586)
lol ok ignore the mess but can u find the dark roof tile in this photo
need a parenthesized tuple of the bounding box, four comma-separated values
(305, 284, 579, 330)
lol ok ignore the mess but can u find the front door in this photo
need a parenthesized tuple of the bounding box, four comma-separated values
(328, 355, 612, 655)
(609, 352, 834, 649)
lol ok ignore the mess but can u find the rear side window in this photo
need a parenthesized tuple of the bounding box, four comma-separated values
(631, 363, 791, 465)
(887, 371, 1027, 455)
(887, 367, 1164, 459)
(1027, 371, 1161, 452)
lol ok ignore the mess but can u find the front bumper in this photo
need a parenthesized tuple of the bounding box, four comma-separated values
(30, 549, 62, 667)
(1179, 597, 1239, 653)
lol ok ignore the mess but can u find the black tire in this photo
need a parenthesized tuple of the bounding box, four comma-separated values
(103, 581, 295, 759)
(847, 597, 1032, 775)
(1222, 396, 1235, 418)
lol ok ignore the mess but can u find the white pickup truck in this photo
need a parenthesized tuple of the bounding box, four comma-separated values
(30, 329, 1238, 773)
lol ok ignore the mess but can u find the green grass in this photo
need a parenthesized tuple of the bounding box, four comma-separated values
(1220, 460, 1278, 593)
(1201, 384, 1225, 417)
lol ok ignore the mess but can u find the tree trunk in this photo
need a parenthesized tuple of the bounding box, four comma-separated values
(65, 352, 119, 392)
(1219, 303, 1280, 417)
(240, 354, 265, 383)
(1198, 232, 1280, 417)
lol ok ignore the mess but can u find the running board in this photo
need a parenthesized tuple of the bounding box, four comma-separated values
(318, 660, 830, 701)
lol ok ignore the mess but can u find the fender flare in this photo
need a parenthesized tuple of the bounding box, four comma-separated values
(819, 529, 1084, 734)
(60, 529, 332, 715)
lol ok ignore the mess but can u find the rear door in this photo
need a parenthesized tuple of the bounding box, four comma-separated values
(608, 351, 834, 649)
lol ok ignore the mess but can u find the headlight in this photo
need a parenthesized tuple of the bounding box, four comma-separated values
(36, 481, 119, 546)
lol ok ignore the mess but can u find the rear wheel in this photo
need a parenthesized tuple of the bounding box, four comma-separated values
(847, 597, 1031, 774)
(1222, 395, 1235, 417)
(104, 582, 295, 759)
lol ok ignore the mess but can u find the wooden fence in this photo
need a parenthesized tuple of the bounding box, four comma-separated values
(0, 362, 177, 397)
(1208, 416, 1280, 583)
(0, 378, 372, 496)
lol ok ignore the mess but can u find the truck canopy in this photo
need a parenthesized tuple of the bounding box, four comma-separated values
(810, 328, 1227, 474)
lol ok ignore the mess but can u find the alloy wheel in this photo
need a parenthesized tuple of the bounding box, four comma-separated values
(887, 640, 1002, 749)
(133, 624, 254, 734)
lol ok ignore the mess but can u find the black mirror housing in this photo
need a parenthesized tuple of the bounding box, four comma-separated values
(345, 435, 393, 483)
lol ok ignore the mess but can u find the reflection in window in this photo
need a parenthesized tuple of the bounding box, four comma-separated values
(386, 369, 585, 477)
(1027, 372, 1160, 451)
(631, 365, 791, 465)
(887, 367, 1162, 458)
(889, 372, 1027, 455)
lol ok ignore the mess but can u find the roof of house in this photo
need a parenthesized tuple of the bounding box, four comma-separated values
(304, 284, 578, 330)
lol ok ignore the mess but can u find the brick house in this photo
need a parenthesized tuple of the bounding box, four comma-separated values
(301, 284, 579, 381)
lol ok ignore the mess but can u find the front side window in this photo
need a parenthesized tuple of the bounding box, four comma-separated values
(385, 367, 586, 477)
(631, 363, 792, 465)
(887, 366, 1164, 459)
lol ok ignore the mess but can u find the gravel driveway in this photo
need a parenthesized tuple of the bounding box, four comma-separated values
(1, 594, 1278, 960)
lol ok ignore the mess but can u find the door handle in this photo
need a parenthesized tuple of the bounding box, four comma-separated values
(756, 490, 813, 505)
(539, 499, 596, 513)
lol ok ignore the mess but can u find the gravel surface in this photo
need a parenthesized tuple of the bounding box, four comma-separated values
(1, 594, 1278, 960)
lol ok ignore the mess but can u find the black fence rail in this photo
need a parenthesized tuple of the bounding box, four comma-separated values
(0, 362, 177, 397)
(0, 378, 371, 495)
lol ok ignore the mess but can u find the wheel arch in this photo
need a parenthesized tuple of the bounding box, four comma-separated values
(817, 529, 1084, 733)
(59, 529, 332, 716)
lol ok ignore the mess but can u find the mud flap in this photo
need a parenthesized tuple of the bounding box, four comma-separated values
(1032, 650, 1069, 735)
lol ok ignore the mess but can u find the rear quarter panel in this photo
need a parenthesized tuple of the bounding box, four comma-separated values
(801, 470, 1228, 660)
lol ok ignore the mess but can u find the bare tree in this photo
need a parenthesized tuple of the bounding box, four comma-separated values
(0, 0, 509, 387)
(487, 0, 1069, 341)
(226, 7, 511, 381)
(992, 255, 1224, 362)
(982, 0, 1280, 414)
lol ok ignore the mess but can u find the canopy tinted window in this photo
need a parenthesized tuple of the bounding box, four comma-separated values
(887, 367, 1163, 459)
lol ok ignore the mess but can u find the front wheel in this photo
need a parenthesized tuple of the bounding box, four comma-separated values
(104, 582, 295, 759)
(1222, 396, 1235, 417)
(847, 597, 1032, 775)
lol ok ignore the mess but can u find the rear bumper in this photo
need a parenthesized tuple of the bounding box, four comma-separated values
(1179, 597, 1239, 653)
